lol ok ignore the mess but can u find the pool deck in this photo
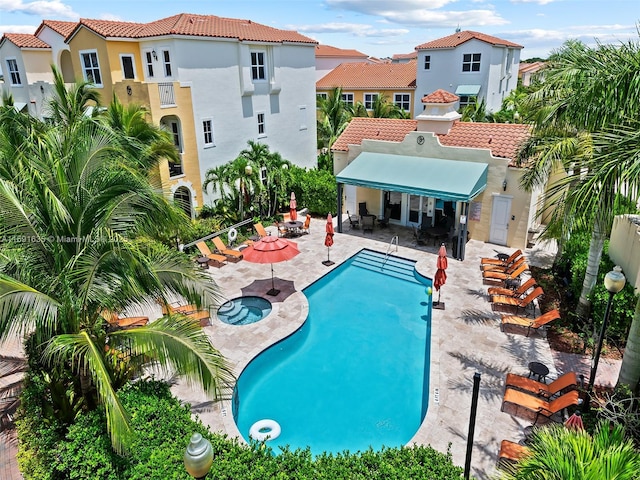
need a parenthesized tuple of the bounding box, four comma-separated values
(168, 217, 618, 480)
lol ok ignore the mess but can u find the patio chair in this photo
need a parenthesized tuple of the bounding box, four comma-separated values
(358, 202, 369, 217)
(482, 263, 529, 285)
(488, 277, 537, 299)
(162, 302, 210, 327)
(482, 256, 526, 273)
(505, 371, 578, 399)
(274, 221, 288, 237)
(481, 249, 523, 267)
(103, 310, 149, 329)
(301, 214, 311, 234)
(378, 207, 391, 228)
(413, 225, 426, 246)
(212, 236, 243, 262)
(497, 440, 530, 469)
(501, 389, 580, 424)
(500, 309, 560, 336)
(362, 214, 374, 233)
(195, 242, 228, 268)
(491, 286, 544, 315)
(347, 211, 360, 229)
(249, 222, 269, 240)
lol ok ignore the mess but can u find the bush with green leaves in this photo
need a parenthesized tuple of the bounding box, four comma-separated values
(288, 166, 337, 216)
(17, 379, 464, 479)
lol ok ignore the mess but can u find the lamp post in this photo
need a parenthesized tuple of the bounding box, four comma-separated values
(184, 433, 213, 480)
(239, 164, 253, 219)
(586, 266, 626, 400)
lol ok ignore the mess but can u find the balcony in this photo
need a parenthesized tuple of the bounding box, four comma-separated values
(158, 82, 176, 107)
(168, 153, 183, 178)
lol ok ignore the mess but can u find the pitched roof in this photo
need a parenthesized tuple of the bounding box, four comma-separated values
(316, 44, 368, 58)
(316, 61, 416, 89)
(36, 20, 77, 38)
(421, 89, 459, 104)
(1, 33, 50, 49)
(332, 117, 530, 163)
(392, 52, 417, 60)
(519, 61, 545, 74)
(69, 13, 317, 44)
(415, 30, 523, 50)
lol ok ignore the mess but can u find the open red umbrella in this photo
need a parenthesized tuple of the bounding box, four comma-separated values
(434, 243, 448, 310)
(289, 192, 297, 222)
(564, 411, 584, 431)
(322, 213, 335, 266)
(242, 236, 300, 296)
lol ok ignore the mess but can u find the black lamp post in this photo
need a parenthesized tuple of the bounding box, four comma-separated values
(184, 433, 213, 479)
(586, 266, 626, 400)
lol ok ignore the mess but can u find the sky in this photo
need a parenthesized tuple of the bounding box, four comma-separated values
(0, 0, 639, 61)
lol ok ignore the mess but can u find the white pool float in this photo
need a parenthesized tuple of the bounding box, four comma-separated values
(249, 419, 281, 441)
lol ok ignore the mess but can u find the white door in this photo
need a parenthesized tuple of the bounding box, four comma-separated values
(344, 185, 356, 216)
(489, 195, 511, 245)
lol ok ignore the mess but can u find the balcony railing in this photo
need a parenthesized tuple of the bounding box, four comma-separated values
(158, 82, 175, 107)
(169, 153, 183, 177)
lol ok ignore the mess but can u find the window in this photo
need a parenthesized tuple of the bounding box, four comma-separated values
(257, 112, 265, 136)
(424, 55, 431, 70)
(80, 50, 102, 86)
(5, 59, 21, 85)
(251, 51, 266, 81)
(162, 50, 172, 77)
(462, 53, 481, 72)
(458, 95, 477, 110)
(121, 54, 135, 80)
(145, 51, 154, 78)
(169, 121, 182, 152)
(202, 120, 213, 146)
(364, 93, 379, 110)
(260, 166, 268, 186)
(299, 105, 307, 130)
(341, 92, 354, 107)
(394, 93, 411, 112)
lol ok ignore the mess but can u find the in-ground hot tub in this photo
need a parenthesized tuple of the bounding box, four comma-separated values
(217, 296, 272, 325)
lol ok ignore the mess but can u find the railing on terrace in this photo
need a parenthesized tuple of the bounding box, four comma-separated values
(158, 82, 175, 107)
(181, 219, 254, 251)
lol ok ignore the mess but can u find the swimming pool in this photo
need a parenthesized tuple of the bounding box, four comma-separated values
(233, 249, 432, 454)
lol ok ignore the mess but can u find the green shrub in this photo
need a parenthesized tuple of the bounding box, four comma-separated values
(289, 166, 337, 216)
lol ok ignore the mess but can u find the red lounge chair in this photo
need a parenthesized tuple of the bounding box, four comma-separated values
(482, 263, 529, 286)
(482, 256, 526, 273)
(481, 249, 523, 267)
(492, 286, 544, 315)
(500, 308, 560, 336)
(103, 311, 148, 329)
(488, 277, 537, 299)
(502, 389, 580, 424)
(505, 371, 578, 399)
(497, 440, 530, 468)
(212, 237, 243, 262)
(195, 242, 227, 268)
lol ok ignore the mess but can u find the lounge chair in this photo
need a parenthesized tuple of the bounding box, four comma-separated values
(362, 215, 374, 233)
(254, 223, 269, 238)
(212, 236, 243, 262)
(103, 310, 149, 329)
(482, 256, 526, 273)
(300, 214, 311, 234)
(162, 302, 210, 327)
(505, 371, 578, 399)
(491, 286, 544, 315)
(195, 242, 228, 268)
(488, 277, 537, 299)
(501, 309, 561, 336)
(501, 389, 580, 424)
(481, 249, 523, 267)
(482, 263, 528, 285)
(274, 221, 288, 237)
(497, 440, 530, 468)
(347, 211, 360, 229)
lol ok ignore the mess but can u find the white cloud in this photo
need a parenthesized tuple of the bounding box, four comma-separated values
(510, 0, 557, 4)
(0, 23, 36, 33)
(0, 0, 78, 19)
(291, 21, 409, 38)
(326, 0, 456, 13)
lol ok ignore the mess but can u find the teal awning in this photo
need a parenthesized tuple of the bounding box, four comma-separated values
(336, 152, 488, 202)
(455, 84, 481, 96)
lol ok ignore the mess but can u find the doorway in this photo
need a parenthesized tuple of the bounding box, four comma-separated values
(489, 195, 511, 245)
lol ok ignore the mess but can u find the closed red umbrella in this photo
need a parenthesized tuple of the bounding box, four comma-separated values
(434, 243, 448, 309)
(564, 411, 584, 431)
(242, 236, 300, 296)
(322, 213, 335, 266)
(289, 192, 297, 222)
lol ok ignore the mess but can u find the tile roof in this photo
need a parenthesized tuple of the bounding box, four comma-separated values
(316, 61, 416, 89)
(315, 44, 368, 58)
(392, 52, 417, 60)
(1, 33, 50, 49)
(421, 89, 459, 104)
(332, 117, 530, 163)
(70, 13, 316, 44)
(519, 61, 545, 74)
(415, 30, 523, 50)
(36, 20, 77, 38)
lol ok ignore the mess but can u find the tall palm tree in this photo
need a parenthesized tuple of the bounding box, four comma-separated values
(0, 102, 233, 454)
(46, 65, 101, 126)
(317, 87, 351, 150)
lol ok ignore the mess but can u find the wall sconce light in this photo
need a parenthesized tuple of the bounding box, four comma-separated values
(126, 85, 132, 96)
(152, 49, 158, 61)
(502, 180, 507, 191)
(40, 85, 45, 94)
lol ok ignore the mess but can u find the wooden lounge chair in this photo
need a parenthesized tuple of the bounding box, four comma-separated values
(482, 256, 526, 273)
(492, 286, 544, 315)
(501, 309, 560, 336)
(488, 277, 537, 299)
(482, 263, 529, 285)
(505, 371, 578, 399)
(501, 389, 580, 424)
(497, 440, 530, 468)
(301, 214, 311, 234)
(481, 249, 523, 267)
(195, 242, 227, 268)
(254, 223, 269, 238)
(162, 303, 210, 327)
(103, 310, 149, 329)
(211, 236, 243, 262)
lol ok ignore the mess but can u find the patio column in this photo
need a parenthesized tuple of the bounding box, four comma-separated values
(337, 183, 343, 233)
(456, 202, 469, 261)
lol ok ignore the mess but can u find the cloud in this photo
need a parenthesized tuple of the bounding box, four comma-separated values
(510, 0, 557, 5)
(0, 23, 37, 33)
(0, 0, 78, 19)
(291, 22, 409, 38)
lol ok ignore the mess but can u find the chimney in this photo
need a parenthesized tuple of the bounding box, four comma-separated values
(415, 89, 461, 135)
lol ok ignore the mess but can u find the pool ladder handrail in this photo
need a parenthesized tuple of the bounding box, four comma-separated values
(382, 236, 399, 268)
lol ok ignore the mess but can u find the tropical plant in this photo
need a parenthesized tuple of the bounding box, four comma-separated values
(46, 65, 101, 126)
(350, 93, 410, 119)
(317, 87, 352, 150)
(460, 98, 495, 122)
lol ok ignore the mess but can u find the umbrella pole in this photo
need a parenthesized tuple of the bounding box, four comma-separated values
(434, 287, 445, 310)
(322, 246, 335, 266)
(267, 263, 280, 296)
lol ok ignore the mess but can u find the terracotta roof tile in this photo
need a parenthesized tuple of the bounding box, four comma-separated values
(519, 61, 545, 74)
(36, 20, 77, 38)
(72, 13, 316, 44)
(437, 122, 530, 161)
(392, 52, 417, 60)
(332, 118, 417, 151)
(1, 33, 50, 49)
(317, 61, 416, 89)
(415, 30, 523, 50)
(421, 89, 459, 104)
(315, 44, 368, 58)
(332, 117, 530, 163)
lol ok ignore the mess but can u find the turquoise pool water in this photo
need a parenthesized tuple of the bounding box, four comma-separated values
(217, 296, 272, 325)
(233, 249, 432, 454)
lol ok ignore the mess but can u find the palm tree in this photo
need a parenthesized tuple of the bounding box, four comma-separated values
(0, 99, 233, 454)
(46, 65, 101, 126)
(498, 422, 640, 479)
(349, 93, 410, 119)
(317, 87, 351, 150)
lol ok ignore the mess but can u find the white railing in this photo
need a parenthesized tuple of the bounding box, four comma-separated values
(382, 235, 399, 267)
(158, 82, 175, 106)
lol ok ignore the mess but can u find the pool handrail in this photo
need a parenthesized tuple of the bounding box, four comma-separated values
(382, 236, 399, 267)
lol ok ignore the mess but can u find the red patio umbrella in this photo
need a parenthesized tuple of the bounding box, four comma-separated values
(564, 411, 584, 431)
(289, 192, 297, 222)
(434, 243, 448, 310)
(322, 213, 335, 266)
(242, 236, 300, 296)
